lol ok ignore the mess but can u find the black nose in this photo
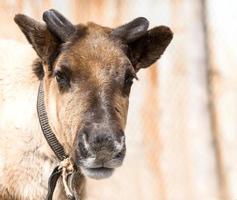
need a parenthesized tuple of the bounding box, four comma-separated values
(77, 124, 125, 162)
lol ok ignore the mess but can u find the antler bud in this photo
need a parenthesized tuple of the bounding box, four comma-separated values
(43, 9, 76, 42)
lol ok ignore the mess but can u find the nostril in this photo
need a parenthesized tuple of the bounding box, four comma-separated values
(78, 142, 88, 158)
(114, 152, 124, 160)
(114, 143, 126, 159)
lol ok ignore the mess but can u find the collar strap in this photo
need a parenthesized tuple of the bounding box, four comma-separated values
(37, 81, 67, 161)
(37, 81, 76, 200)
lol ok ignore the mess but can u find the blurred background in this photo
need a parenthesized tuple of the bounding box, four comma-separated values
(1, 0, 237, 200)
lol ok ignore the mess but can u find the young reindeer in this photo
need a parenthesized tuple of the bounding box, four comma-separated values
(0, 9, 172, 200)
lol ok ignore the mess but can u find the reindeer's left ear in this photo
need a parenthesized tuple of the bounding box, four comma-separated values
(14, 14, 60, 62)
(14, 9, 76, 63)
(128, 26, 173, 71)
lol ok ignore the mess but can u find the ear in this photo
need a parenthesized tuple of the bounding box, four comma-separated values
(14, 14, 60, 62)
(128, 26, 173, 71)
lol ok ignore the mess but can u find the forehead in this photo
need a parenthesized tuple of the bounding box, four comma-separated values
(56, 23, 132, 76)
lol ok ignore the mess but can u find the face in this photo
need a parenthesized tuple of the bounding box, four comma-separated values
(15, 9, 173, 179)
(45, 24, 135, 179)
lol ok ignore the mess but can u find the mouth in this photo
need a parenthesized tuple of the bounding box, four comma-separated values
(81, 167, 114, 180)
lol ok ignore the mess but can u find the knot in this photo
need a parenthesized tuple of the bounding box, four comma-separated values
(59, 157, 75, 173)
(59, 157, 76, 199)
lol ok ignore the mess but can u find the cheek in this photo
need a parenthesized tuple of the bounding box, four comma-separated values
(114, 96, 129, 129)
(57, 91, 89, 143)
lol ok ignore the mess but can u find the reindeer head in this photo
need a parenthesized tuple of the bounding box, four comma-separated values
(14, 9, 173, 179)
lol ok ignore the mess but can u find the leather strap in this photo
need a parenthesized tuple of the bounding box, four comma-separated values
(46, 166, 62, 200)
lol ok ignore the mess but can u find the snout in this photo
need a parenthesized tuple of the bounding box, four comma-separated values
(75, 124, 126, 179)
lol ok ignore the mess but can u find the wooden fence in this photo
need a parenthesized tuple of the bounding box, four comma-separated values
(0, 1, 237, 199)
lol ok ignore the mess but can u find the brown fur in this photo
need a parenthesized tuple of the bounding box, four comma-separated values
(0, 10, 173, 199)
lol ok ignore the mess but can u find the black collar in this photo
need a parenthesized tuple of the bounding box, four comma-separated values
(37, 81, 67, 161)
(37, 81, 76, 200)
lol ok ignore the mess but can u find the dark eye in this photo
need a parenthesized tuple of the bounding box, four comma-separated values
(123, 71, 137, 95)
(54, 70, 70, 90)
(125, 75, 134, 86)
(124, 70, 138, 87)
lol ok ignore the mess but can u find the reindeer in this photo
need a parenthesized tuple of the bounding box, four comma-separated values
(0, 9, 173, 200)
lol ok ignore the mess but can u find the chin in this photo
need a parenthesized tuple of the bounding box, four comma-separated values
(81, 167, 115, 180)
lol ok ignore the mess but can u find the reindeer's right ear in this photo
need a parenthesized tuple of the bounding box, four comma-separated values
(14, 14, 60, 62)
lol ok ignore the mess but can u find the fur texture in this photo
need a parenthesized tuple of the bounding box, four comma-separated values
(0, 10, 172, 199)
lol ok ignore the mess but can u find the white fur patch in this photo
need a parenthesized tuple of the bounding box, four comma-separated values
(114, 136, 125, 152)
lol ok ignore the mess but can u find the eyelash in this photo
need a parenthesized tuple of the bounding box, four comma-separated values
(125, 75, 134, 86)
(123, 71, 137, 95)
(124, 71, 137, 86)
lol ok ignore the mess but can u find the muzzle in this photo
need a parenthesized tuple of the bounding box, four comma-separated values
(76, 124, 126, 179)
